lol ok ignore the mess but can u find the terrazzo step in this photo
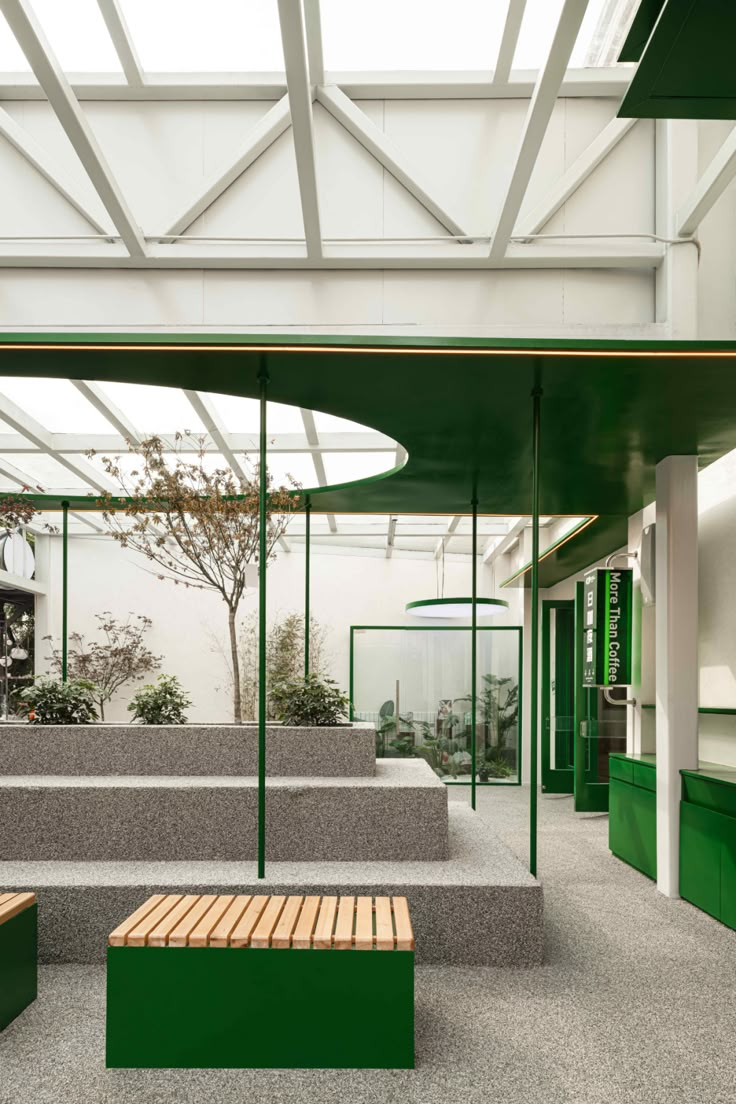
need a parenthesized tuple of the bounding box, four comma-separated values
(0, 723, 376, 778)
(0, 760, 448, 863)
(0, 804, 543, 966)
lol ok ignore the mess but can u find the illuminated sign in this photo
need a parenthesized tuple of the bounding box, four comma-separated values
(582, 568, 633, 688)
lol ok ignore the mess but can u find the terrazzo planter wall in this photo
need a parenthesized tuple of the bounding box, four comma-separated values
(0, 723, 376, 778)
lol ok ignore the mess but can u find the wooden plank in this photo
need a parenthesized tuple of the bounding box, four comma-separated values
(374, 896, 395, 951)
(392, 896, 415, 951)
(0, 893, 19, 912)
(208, 895, 252, 948)
(333, 895, 355, 950)
(125, 895, 183, 948)
(292, 895, 321, 949)
(167, 895, 219, 947)
(0, 891, 35, 926)
(147, 895, 201, 947)
(250, 895, 286, 949)
(312, 895, 338, 949)
(188, 894, 236, 948)
(271, 895, 304, 949)
(229, 895, 269, 948)
(109, 894, 168, 947)
(354, 896, 374, 951)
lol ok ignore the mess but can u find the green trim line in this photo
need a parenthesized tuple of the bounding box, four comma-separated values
(500, 516, 607, 589)
(642, 705, 736, 716)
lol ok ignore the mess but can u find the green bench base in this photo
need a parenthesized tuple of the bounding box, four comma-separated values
(106, 945, 414, 1069)
(0, 904, 38, 1032)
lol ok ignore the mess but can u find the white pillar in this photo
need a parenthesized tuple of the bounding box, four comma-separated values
(655, 456, 699, 898)
(655, 119, 699, 339)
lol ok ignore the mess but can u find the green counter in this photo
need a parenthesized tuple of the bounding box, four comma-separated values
(608, 752, 657, 879)
(609, 751, 736, 931)
(680, 764, 736, 930)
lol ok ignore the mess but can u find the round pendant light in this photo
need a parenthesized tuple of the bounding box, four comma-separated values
(405, 597, 509, 619)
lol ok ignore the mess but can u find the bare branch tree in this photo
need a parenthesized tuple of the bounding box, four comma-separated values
(92, 434, 300, 722)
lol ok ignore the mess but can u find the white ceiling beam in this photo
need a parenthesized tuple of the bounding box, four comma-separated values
(0, 240, 665, 269)
(70, 510, 105, 533)
(483, 517, 527, 564)
(303, 0, 324, 84)
(2, 0, 146, 257)
(0, 106, 114, 235)
(434, 515, 461, 560)
(490, 0, 591, 260)
(317, 85, 471, 241)
(160, 96, 293, 240)
(494, 0, 527, 84)
(677, 126, 736, 237)
(0, 456, 45, 491)
(183, 390, 249, 484)
(299, 408, 336, 532)
(70, 380, 142, 445)
(386, 516, 397, 559)
(277, 0, 322, 259)
(0, 391, 117, 494)
(96, 0, 143, 87)
(0, 69, 631, 102)
(515, 116, 637, 239)
(278, 534, 292, 553)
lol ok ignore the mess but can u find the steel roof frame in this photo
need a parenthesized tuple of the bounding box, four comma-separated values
(0, 0, 684, 270)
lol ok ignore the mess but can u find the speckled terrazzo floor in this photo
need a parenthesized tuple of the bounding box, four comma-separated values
(2, 786, 736, 1104)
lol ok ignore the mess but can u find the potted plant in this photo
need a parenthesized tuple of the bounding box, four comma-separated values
(11, 677, 99, 724)
(128, 674, 191, 725)
(270, 674, 350, 727)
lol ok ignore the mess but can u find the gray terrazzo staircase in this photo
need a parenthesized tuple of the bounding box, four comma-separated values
(0, 760, 449, 862)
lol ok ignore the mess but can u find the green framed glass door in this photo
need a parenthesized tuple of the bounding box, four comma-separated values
(541, 600, 575, 794)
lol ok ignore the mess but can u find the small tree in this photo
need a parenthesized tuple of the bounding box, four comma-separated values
(238, 611, 328, 720)
(46, 612, 161, 720)
(94, 435, 298, 723)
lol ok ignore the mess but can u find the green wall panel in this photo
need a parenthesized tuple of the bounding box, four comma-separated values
(107, 946, 414, 1069)
(0, 905, 37, 1032)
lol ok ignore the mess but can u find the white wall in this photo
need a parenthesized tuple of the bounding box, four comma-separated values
(35, 532, 503, 722)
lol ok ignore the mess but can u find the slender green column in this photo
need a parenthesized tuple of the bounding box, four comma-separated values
(61, 500, 69, 683)
(530, 375, 543, 878)
(304, 495, 311, 681)
(471, 495, 478, 811)
(257, 368, 268, 880)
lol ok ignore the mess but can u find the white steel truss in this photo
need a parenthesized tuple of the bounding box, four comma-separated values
(0, 0, 695, 270)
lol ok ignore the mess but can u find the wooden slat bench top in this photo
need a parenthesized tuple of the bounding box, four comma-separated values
(109, 894, 414, 951)
(0, 892, 36, 926)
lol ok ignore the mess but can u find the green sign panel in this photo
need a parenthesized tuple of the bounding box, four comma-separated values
(582, 568, 633, 688)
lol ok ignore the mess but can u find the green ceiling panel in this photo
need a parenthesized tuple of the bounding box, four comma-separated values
(618, 0, 666, 63)
(3, 334, 736, 586)
(619, 0, 736, 120)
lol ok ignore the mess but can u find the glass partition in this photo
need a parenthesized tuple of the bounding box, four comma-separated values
(350, 626, 522, 785)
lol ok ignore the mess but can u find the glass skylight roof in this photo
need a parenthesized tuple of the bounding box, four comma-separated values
(0, 0, 637, 75)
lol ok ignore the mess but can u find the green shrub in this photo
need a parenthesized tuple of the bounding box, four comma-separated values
(12, 677, 99, 725)
(128, 674, 191, 724)
(270, 674, 350, 727)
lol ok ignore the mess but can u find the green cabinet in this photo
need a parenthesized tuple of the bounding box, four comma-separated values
(608, 753, 657, 879)
(680, 768, 736, 931)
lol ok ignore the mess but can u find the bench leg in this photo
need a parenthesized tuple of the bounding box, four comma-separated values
(0, 904, 38, 1032)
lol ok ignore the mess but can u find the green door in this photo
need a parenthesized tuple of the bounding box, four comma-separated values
(541, 600, 575, 794)
(574, 581, 609, 812)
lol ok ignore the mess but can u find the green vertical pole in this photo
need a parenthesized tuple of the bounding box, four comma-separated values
(530, 372, 543, 878)
(304, 495, 311, 681)
(257, 367, 268, 880)
(471, 495, 478, 811)
(61, 500, 69, 683)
